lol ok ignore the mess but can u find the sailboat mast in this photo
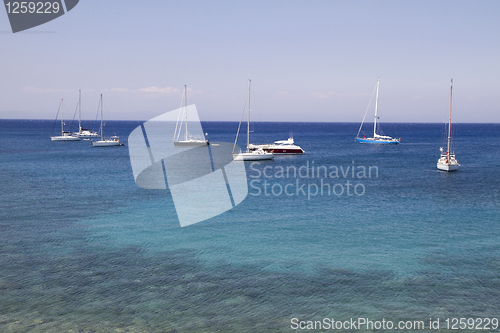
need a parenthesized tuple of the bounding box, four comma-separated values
(373, 78, 379, 137)
(247, 79, 251, 150)
(61, 99, 64, 134)
(100, 94, 104, 140)
(447, 79, 453, 160)
(78, 89, 82, 132)
(184, 85, 188, 141)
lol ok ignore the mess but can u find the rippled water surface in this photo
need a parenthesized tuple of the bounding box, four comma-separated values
(1, 120, 499, 332)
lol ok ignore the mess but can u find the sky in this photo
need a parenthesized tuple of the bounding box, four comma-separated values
(1, 0, 499, 122)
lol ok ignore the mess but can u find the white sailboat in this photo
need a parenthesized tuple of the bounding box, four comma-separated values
(91, 94, 123, 147)
(173, 85, 209, 147)
(356, 78, 400, 144)
(74, 89, 99, 138)
(437, 79, 460, 171)
(50, 99, 80, 141)
(233, 80, 274, 161)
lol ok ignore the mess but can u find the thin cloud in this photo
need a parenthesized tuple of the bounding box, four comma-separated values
(273, 91, 290, 98)
(134, 86, 180, 94)
(308, 91, 369, 99)
(308, 91, 336, 99)
(104, 88, 130, 92)
(273, 90, 369, 100)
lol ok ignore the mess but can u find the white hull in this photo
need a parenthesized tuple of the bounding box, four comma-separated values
(437, 163, 459, 172)
(437, 156, 460, 171)
(91, 139, 122, 147)
(173, 140, 209, 147)
(233, 151, 274, 161)
(51, 135, 80, 141)
(76, 131, 99, 138)
(437, 152, 459, 172)
(356, 137, 400, 144)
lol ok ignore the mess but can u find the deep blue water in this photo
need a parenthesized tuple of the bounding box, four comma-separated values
(1, 119, 499, 332)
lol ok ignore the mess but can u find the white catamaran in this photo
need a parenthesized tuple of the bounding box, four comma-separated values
(356, 78, 400, 144)
(233, 79, 274, 161)
(50, 99, 80, 141)
(91, 94, 122, 147)
(173, 85, 209, 147)
(74, 89, 99, 138)
(437, 79, 460, 171)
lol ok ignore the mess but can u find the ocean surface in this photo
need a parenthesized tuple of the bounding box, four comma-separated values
(1, 119, 499, 332)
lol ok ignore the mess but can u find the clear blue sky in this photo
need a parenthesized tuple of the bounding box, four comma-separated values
(1, 0, 499, 122)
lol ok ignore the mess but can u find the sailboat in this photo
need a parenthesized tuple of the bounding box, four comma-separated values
(233, 80, 274, 161)
(356, 78, 401, 144)
(173, 85, 209, 147)
(74, 89, 99, 138)
(437, 79, 460, 171)
(50, 99, 80, 141)
(91, 94, 123, 147)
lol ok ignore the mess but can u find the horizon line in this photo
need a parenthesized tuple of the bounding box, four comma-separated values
(1, 118, 499, 125)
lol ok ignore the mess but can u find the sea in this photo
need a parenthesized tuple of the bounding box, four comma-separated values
(1, 119, 499, 332)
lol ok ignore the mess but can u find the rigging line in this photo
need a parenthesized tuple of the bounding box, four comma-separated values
(356, 82, 378, 139)
(102, 97, 106, 131)
(174, 87, 185, 141)
(51, 101, 62, 134)
(232, 94, 248, 155)
(94, 98, 100, 134)
(70, 100, 78, 132)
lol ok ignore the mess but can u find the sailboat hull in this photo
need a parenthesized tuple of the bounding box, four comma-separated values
(356, 137, 400, 144)
(76, 130, 99, 138)
(437, 155, 460, 171)
(173, 140, 209, 147)
(233, 152, 274, 161)
(51, 135, 80, 141)
(437, 163, 459, 172)
(91, 140, 122, 147)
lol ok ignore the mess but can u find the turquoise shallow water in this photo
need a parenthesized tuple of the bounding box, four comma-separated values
(1, 119, 500, 332)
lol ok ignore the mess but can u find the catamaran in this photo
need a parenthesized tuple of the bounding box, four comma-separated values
(50, 99, 80, 141)
(233, 80, 274, 161)
(356, 78, 400, 144)
(91, 94, 123, 147)
(74, 89, 99, 138)
(173, 85, 209, 147)
(437, 79, 460, 171)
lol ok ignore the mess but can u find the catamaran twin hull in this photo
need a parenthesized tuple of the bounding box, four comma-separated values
(356, 137, 400, 144)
